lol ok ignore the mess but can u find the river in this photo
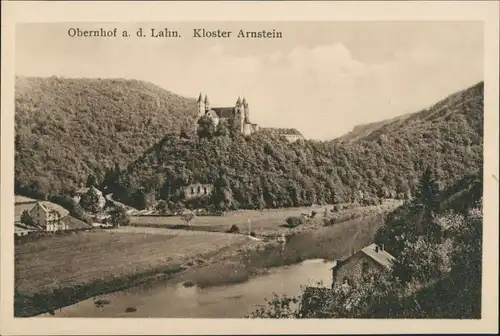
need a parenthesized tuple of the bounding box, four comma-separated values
(39, 259, 335, 318)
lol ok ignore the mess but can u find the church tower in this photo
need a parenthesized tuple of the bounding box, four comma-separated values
(197, 93, 204, 116)
(242, 97, 249, 122)
(235, 97, 244, 132)
(204, 95, 211, 113)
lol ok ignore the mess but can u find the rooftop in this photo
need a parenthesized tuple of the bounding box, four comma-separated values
(38, 201, 70, 218)
(361, 243, 396, 269)
(262, 127, 303, 136)
(61, 215, 92, 230)
(210, 107, 236, 118)
(331, 243, 396, 271)
(14, 195, 37, 204)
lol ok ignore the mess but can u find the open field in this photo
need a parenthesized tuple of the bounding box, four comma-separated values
(15, 208, 390, 316)
(129, 205, 328, 234)
(15, 229, 251, 296)
(14, 201, 401, 316)
(129, 201, 402, 235)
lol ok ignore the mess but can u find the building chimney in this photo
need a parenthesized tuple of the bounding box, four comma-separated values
(375, 245, 379, 252)
(381, 244, 385, 251)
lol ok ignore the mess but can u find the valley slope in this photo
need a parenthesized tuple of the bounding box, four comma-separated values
(14, 76, 483, 210)
(111, 82, 483, 210)
(15, 76, 198, 197)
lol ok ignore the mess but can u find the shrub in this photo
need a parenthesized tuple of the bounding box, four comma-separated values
(285, 216, 304, 228)
(183, 281, 196, 288)
(311, 211, 317, 218)
(228, 224, 240, 233)
(250, 231, 256, 237)
(323, 218, 336, 227)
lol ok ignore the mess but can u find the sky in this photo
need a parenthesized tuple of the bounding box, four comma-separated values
(15, 21, 484, 140)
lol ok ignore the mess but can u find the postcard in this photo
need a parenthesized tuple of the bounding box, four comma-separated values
(1, 1, 498, 335)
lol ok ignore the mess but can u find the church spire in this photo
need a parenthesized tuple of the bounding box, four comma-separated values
(242, 97, 248, 107)
(197, 93, 203, 103)
(204, 94, 210, 111)
(236, 97, 241, 106)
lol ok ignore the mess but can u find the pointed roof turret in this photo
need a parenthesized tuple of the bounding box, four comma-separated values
(197, 93, 203, 103)
(242, 97, 248, 107)
(204, 94, 210, 104)
(236, 97, 241, 106)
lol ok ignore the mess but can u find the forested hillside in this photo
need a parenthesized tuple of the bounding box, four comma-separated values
(336, 82, 483, 144)
(251, 170, 483, 319)
(14, 76, 483, 206)
(110, 82, 483, 210)
(15, 76, 198, 198)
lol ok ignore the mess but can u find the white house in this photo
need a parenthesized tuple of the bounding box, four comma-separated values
(28, 201, 70, 232)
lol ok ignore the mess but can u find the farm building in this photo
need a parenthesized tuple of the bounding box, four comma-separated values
(330, 243, 395, 287)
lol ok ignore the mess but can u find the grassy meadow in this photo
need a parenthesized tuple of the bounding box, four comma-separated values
(14, 201, 402, 316)
(129, 201, 402, 236)
(15, 229, 250, 296)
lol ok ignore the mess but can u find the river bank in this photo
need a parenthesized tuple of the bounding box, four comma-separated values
(17, 212, 387, 317)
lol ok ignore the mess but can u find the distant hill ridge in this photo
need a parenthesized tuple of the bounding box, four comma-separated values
(336, 82, 483, 144)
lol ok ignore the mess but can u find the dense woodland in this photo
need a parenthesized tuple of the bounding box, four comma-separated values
(251, 170, 483, 318)
(15, 76, 198, 198)
(110, 82, 483, 210)
(15, 77, 483, 213)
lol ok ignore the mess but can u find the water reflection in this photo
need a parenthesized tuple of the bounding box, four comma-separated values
(42, 259, 335, 318)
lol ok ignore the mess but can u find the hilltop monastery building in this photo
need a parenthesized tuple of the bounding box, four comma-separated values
(196, 93, 304, 142)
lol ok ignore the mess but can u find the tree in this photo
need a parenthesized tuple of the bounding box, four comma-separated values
(181, 210, 196, 227)
(417, 166, 441, 212)
(285, 216, 304, 228)
(20, 210, 35, 227)
(86, 173, 98, 188)
(250, 273, 402, 319)
(197, 116, 216, 139)
(156, 200, 168, 215)
(79, 187, 101, 214)
(131, 187, 153, 210)
(49, 194, 91, 224)
(391, 236, 451, 287)
(109, 206, 130, 227)
(212, 175, 234, 211)
(216, 120, 230, 137)
(167, 200, 183, 214)
(227, 224, 240, 233)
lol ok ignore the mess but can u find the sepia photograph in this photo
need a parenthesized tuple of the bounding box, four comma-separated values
(1, 1, 499, 335)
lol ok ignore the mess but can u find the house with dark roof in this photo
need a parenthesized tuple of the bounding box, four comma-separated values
(330, 243, 396, 287)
